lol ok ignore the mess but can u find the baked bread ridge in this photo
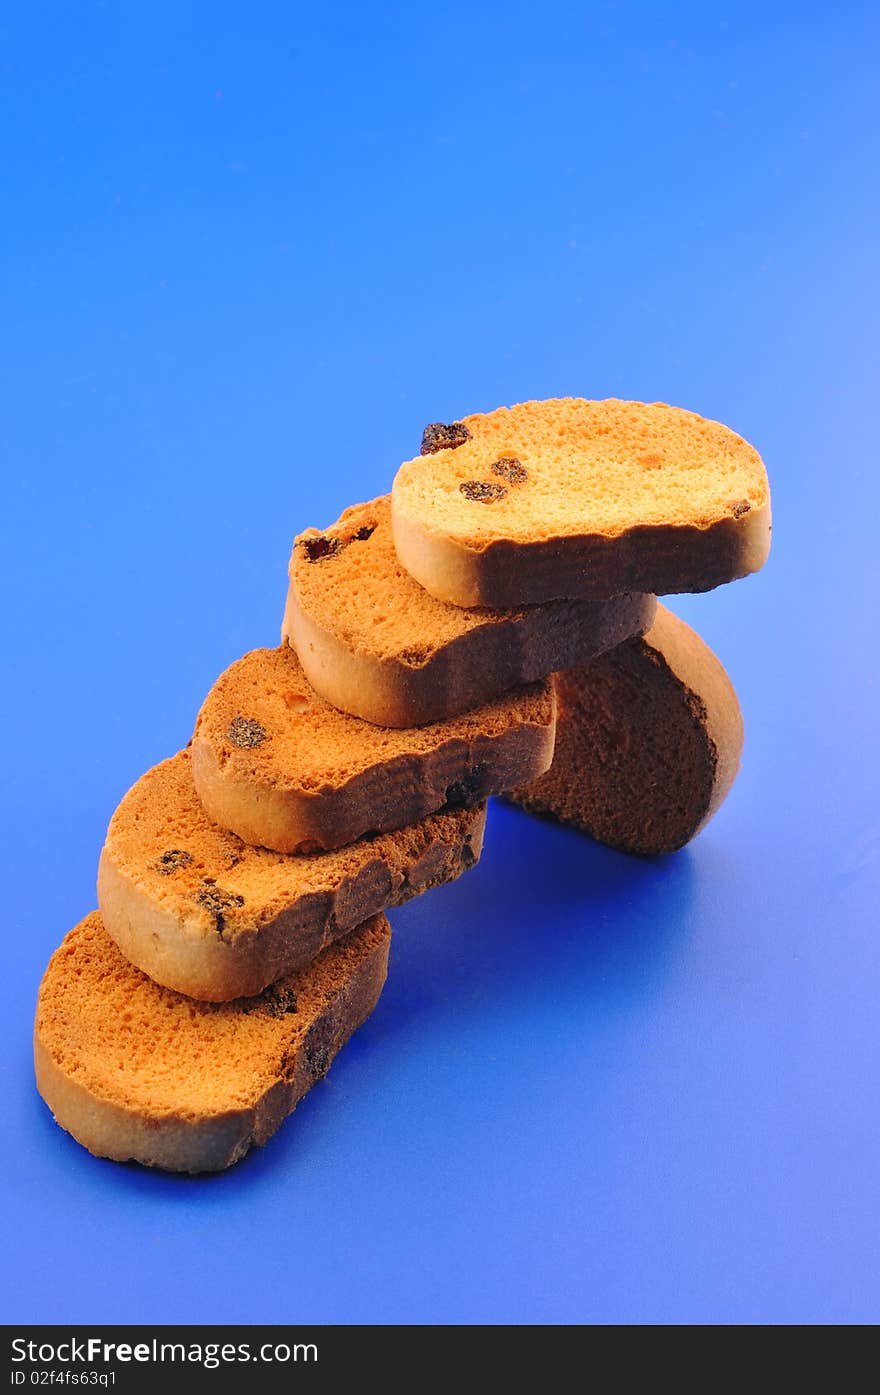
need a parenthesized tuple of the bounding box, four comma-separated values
(98, 750, 486, 1001)
(391, 398, 771, 607)
(34, 911, 390, 1173)
(283, 494, 657, 727)
(191, 643, 556, 853)
(507, 604, 744, 855)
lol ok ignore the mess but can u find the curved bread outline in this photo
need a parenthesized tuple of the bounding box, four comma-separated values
(508, 605, 744, 855)
(34, 912, 389, 1173)
(190, 646, 556, 853)
(391, 505, 771, 608)
(391, 398, 771, 607)
(283, 496, 657, 727)
(98, 751, 485, 1001)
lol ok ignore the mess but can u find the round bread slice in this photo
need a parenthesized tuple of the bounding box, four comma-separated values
(35, 911, 389, 1173)
(97, 750, 485, 1001)
(283, 494, 656, 727)
(391, 399, 771, 607)
(191, 644, 555, 854)
(506, 605, 744, 855)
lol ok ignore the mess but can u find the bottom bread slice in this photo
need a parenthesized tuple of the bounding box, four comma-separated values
(34, 911, 390, 1173)
(507, 604, 744, 855)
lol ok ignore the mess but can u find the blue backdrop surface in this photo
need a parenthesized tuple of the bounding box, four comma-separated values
(1, 2, 878, 1324)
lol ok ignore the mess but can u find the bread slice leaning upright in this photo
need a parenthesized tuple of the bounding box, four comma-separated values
(391, 399, 771, 608)
(284, 494, 656, 727)
(507, 604, 744, 855)
(35, 911, 390, 1173)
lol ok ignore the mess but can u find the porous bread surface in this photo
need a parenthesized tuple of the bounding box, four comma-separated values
(284, 495, 656, 726)
(507, 605, 744, 855)
(395, 399, 769, 543)
(98, 750, 485, 999)
(191, 642, 554, 851)
(391, 399, 771, 605)
(34, 911, 389, 1171)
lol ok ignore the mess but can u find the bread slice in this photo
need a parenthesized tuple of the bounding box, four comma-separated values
(191, 643, 555, 854)
(34, 911, 389, 1173)
(283, 495, 656, 727)
(507, 605, 744, 855)
(97, 750, 484, 1001)
(392, 399, 771, 607)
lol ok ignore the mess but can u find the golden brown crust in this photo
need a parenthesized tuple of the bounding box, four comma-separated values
(284, 495, 656, 726)
(98, 750, 485, 1000)
(507, 605, 744, 855)
(34, 912, 390, 1173)
(391, 399, 771, 606)
(191, 644, 556, 852)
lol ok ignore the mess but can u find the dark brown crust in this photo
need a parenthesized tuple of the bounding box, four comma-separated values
(34, 912, 390, 1173)
(391, 508, 771, 608)
(468, 516, 766, 602)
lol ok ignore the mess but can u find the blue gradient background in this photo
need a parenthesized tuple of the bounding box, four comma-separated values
(1, 3, 878, 1324)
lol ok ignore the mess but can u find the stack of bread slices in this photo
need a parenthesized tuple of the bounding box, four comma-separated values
(35, 398, 770, 1173)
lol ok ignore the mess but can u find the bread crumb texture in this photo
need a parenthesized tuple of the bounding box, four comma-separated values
(393, 398, 769, 546)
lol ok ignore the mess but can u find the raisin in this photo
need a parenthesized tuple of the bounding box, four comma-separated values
(491, 456, 528, 485)
(444, 763, 488, 809)
(262, 986, 299, 1018)
(301, 523, 374, 562)
(302, 535, 343, 562)
(420, 421, 472, 454)
(240, 983, 299, 1018)
(307, 1043, 331, 1078)
(196, 880, 244, 936)
(400, 645, 429, 667)
(227, 717, 267, 749)
(460, 841, 477, 870)
(155, 849, 192, 876)
(304, 1018, 334, 1079)
(730, 499, 751, 519)
(459, 480, 507, 503)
